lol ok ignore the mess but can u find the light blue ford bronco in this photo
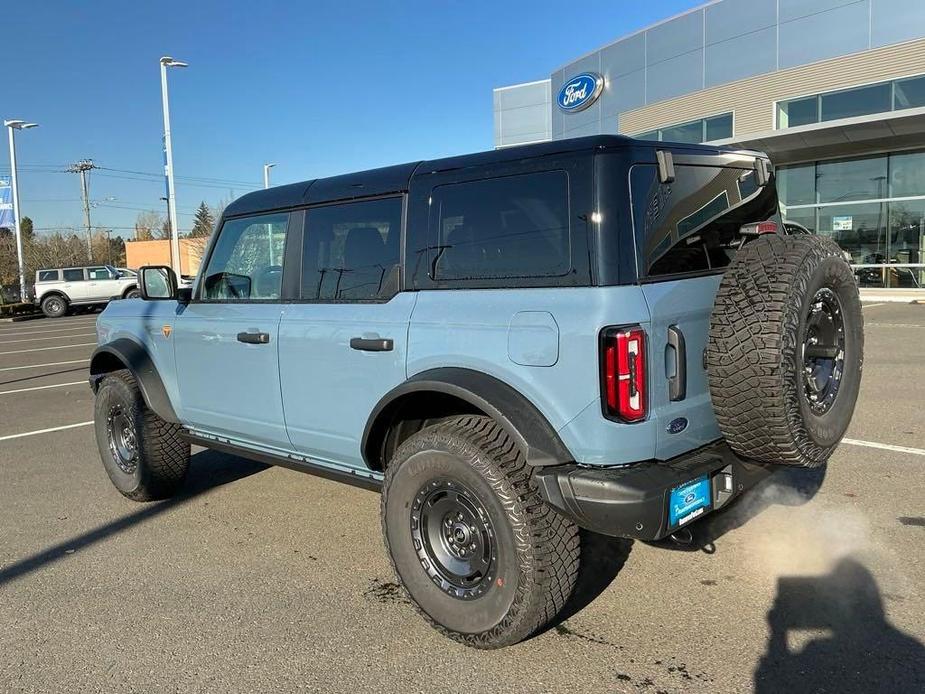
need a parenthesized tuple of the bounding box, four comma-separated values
(90, 136, 863, 648)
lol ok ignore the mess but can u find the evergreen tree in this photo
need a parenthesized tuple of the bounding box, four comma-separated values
(20, 216, 34, 239)
(190, 201, 215, 238)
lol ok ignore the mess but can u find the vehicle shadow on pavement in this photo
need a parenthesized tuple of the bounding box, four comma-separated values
(0, 449, 267, 587)
(653, 464, 828, 554)
(754, 557, 925, 693)
(539, 530, 633, 634)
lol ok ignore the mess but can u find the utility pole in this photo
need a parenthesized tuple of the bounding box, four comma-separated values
(263, 163, 276, 189)
(67, 159, 97, 261)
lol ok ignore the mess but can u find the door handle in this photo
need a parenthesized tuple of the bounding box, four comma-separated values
(667, 325, 686, 401)
(237, 331, 270, 344)
(350, 337, 393, 352)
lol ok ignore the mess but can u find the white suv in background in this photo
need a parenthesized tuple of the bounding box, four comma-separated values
(33, 265, 140, 318)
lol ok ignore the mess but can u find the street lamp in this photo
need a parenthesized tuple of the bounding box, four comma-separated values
(263, 163, 276, 189)
(4, 119, 38, 302)
(160, 56, 188, 276)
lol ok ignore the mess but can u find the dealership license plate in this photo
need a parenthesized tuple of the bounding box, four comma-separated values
(668, 474, 712, 528)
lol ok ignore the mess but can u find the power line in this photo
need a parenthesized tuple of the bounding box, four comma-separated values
(94, 165, 261, 186)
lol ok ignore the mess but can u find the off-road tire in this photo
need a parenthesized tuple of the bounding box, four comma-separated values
(41, 294, 68, 318)
(94, 369, 190, 500)
(707, 234, 863, 467)
(381, 415, 579, 649)
(123, 287, 141, 299)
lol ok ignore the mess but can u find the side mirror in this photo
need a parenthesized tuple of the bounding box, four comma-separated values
(139, 265, 178, 300)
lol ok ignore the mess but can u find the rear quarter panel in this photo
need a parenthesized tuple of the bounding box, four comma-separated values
(407, 286, 660, 466)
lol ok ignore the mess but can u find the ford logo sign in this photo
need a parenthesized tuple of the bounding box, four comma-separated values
(684, 492, 696, 504)
(667, 417, 689, 435)
(557, 72, 604, 113)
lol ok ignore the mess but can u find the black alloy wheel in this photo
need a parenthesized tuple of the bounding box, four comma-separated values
(412, 479, 496, 601)
(802, 287, 846, 416)
(107, 403, 138, 474)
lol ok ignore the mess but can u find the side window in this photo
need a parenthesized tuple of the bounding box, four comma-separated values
(62, 269, 84, 282)
(38, 270, 59, 282)
(201, 212, 290, 300)
(301, 197, 402, 301)
(630, 164, 779, 278)
(429, 171, 571, 282)
(87, 267, 110, 280)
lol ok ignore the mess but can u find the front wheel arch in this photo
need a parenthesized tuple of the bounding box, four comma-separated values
(90, 339, 179, 424)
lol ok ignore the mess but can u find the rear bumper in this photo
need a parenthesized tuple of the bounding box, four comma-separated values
(535, 441, 771, 541)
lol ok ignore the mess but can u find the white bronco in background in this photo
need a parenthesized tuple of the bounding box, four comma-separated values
(33, 265, 140, 318)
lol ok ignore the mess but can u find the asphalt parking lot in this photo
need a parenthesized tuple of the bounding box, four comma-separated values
(1, 304, 923, 693)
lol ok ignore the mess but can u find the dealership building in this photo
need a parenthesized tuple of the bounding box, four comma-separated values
(494, 0, 925, 290)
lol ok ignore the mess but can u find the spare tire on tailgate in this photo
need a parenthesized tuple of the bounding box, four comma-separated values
(707, 234, 863, 468)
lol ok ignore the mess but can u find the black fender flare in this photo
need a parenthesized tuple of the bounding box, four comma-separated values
(88, 338, 179, 423)
(362, 367, 575, 469)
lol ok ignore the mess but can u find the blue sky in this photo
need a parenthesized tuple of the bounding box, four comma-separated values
(2, 0, 697, 237)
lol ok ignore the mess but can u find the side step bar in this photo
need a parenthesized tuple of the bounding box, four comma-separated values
(182, 432, 383, 492)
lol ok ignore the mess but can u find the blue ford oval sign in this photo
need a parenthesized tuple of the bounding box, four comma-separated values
(557, 73, 604, 113)
(667, 417, 689, 435)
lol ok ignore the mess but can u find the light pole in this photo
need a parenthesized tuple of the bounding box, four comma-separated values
(263, 163, 276, 189)
(160, 56, 188, 276)
(4, 119, 38, 302)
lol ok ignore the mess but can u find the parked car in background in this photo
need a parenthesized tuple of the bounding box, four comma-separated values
(33, 265, 140, 318)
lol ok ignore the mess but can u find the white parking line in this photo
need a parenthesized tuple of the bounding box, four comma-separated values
(0, 359, 89, 372)
(842, 438, 925, 457)
(1, 333, 95, 344)
(0, 342, 96, 355)
(0, 421, 93, 442)
(861, 303, 886, 309)
(0, 381, 87, 396)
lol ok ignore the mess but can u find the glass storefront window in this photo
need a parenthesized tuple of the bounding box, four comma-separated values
(777, 73, 925, 130)
(816, 155, 888, 203)
(894, 75, 925, 110)
(818, 203, 888, 267)
(778, 150, 925, 290)
(777, 163, 816, 206)
(704, 113, 733, 141)
(778, 96, 818, 128)
(888, 200, 924, 288)
(660, 120, 702, 144)
(820, 83, 892, 122)
(782, 206, 816, 233)
(890, 151, 925, 198)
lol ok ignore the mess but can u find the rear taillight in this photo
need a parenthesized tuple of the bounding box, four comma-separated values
(602, 326, 647, 422)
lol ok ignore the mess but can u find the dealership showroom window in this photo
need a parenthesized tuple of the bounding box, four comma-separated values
(778, 151, 924, 288)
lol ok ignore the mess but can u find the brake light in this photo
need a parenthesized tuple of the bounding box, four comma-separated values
(740, 220, 779, 235)
(602, 327, 647, 422)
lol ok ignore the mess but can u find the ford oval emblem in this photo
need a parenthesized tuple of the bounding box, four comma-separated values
(557, 72, 604, 113)
(684, 492, 696, 504)
(667, 417, 689, 435)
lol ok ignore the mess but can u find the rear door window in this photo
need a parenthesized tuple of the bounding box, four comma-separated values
(87, 267, 111, 280)
(630, 164, 779, 279)
(301, 197, 403, 301)
(429, 171, 571, 282)
(62, 269, 84, 282)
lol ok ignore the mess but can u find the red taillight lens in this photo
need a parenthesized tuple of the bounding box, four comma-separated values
(602, 327, 647, 422)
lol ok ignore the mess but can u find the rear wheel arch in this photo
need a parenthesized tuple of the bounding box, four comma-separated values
(90, 339, 179, 424)
(362, 368, 574, 472)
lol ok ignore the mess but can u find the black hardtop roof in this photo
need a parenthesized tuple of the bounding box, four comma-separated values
(222, 135, 745, 217)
